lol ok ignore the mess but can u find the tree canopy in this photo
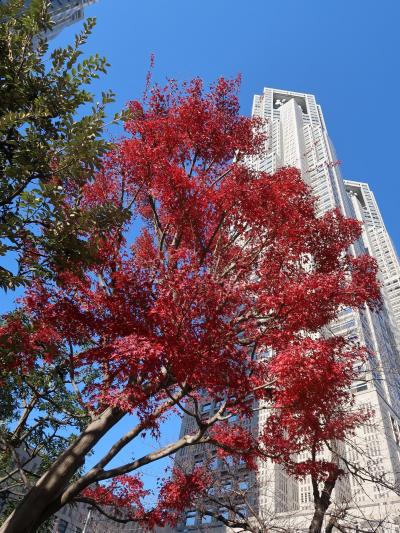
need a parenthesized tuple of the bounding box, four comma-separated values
(0, 74, 381, 533)
(0, 0, 115, 291)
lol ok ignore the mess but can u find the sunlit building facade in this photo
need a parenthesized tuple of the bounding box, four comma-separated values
(174, 88, 400, 532)
(250, 87, 400, 531)
(3, 0, 98, 40)
(45, 0, 97, 40)
(345, 180, 400, 353)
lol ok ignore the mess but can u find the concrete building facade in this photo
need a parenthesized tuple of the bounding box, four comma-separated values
(174, 88, 400, 532)
(45, 0, 97, 40)
(345, 180, 400, 353)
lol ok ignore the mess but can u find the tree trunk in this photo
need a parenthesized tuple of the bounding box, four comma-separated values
(0, 406, 124, 533)
(308, 474, 338, 533)
(325, 517, 335, 533)
(309, 503, 329, 533)
(325, 516, 346, 533)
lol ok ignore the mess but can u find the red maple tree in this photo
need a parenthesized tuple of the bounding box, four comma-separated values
(0, 77, 380, 533)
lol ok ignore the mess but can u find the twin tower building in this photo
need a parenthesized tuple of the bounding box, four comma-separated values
(174, 89, 400, 532)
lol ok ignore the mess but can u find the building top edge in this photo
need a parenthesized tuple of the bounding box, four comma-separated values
(261, 87, 314, 98)
(344, 179, 371, 188)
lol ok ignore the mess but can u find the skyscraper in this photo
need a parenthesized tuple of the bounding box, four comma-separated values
(0, 0, 98, 40)
(345, 180, 400, 352)
(250, 88, 400, 530)
(45, 0, 97, 40)
(175, 88, 400, 532)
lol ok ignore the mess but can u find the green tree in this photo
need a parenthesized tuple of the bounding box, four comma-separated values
(0, 0, 115, 291)
(0, 2, 118, 527)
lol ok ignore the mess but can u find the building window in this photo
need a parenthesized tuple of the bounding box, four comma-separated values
(238, 457, 246, 467)
(214, 399, 223, 411)
(236, 505, 248, 517)
(355, 383, 368, 392)
(210, 456, 218, 470)
(239, 480, 249, 491)
(201, 403, 211, 414)
(201, 514, 212, 524)
(185, 511, 196, 526)
(219, 508, 229, 520)
(222, 480, 232, 491)
(57, 519, 68, 533)
(224, 456, 234, 468)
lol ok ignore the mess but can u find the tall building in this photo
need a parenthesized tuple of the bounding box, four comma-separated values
(45, 0, 97, 41)
(174, 88, 400, 532)
(251, 88, 400, 530)
(0, 0, 98, 40)
(345, 180, 400, 352)
(0, 447, 140, 533)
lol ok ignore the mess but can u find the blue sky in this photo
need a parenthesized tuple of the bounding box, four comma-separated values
(48, 0, 400, 497)
(4, 0, 400, 500)
(57, 0, 400, 251)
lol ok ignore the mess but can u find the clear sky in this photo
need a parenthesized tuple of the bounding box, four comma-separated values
(47, 0, 400, 498)
(5, 0, 400, 500)
(55, 0, 400, 250)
